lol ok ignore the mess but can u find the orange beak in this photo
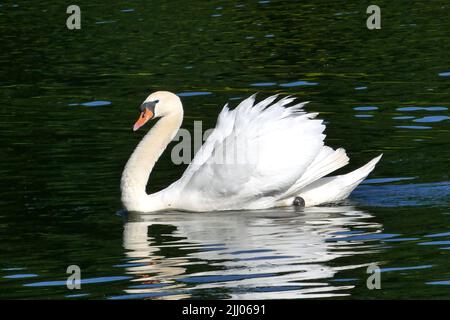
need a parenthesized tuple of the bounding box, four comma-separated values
(133, 109, 154, 131)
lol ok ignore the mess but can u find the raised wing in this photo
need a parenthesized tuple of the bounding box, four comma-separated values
(174, 95, 327, 210)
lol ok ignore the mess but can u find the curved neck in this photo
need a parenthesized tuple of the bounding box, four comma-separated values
(121, 112, 182, 211)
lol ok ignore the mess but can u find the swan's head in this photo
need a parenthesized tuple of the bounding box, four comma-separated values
(133, 91, 182, 131)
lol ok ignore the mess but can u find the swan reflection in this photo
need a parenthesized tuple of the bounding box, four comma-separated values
(120, 205, 382, 299)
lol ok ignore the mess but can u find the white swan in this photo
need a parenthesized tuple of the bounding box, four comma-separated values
(121, 91, 382, 212)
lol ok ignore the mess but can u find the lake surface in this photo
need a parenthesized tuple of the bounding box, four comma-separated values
(0, 1, 449, 299)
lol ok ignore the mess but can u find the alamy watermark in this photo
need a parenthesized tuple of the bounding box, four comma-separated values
(66, 5, 81, 30)
(171, 121, 259, 166)
(366, 5, 381, 30)
(366, 263, 381, 289)
(67, 5, 380, 31)
(66, 265, 81, 289)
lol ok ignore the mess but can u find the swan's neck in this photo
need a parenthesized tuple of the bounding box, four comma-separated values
(121, 113, 182, 211)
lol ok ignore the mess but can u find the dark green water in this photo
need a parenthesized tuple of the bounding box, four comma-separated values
(1, 1, 449, 299)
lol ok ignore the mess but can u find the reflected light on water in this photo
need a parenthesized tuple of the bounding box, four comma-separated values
(118, 206, 383, 299)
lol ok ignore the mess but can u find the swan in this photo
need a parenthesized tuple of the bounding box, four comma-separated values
(121, 91, 382, 212)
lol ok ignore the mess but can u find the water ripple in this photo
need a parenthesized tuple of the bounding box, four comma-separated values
(426, 280, 450, 285)
(418, 241, 450, 246)
(353, 182, 450, 207)
(279, 81, 318, 87)
(413, 116, 450, 123)
(24, 276, 132, 287)
(396, 125, 432, 130)
(250, 82, 277, 87)
(69, 100, 112, 107)
(3, 273, 38, 279)
(176, 92, 212, 97)
(353, 106, 378, 111)
(396, 106, 447, 111)
(380, 265, 433, 273)
(424, 232, 450, 238)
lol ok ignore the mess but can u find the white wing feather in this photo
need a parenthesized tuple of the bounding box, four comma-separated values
(172, 95, 327, 210)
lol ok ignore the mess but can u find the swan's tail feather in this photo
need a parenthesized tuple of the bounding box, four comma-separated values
(338, 153, 383, 188)
(279, 146, 350, 200)
(293, 154, 383, 206)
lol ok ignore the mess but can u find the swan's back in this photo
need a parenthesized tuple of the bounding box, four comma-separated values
(165, 94, 377, 212)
